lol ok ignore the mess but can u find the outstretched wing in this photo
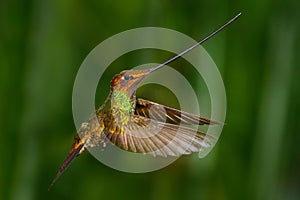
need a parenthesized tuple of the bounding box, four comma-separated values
(135, 98, 220, 126)
(104, 114, 216, 157)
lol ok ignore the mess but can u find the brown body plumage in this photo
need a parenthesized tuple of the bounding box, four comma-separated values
(49, 13, 241, 190)
(49, 69, 218, 190)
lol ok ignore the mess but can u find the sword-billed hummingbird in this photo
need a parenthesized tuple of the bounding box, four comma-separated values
(49, 13, 241, 190)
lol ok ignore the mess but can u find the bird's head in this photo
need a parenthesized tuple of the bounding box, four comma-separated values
(110, 68, 153, 97)
(110, 63, 166, 98)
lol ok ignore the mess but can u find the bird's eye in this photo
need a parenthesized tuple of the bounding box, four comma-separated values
(122, 74, 133, 81)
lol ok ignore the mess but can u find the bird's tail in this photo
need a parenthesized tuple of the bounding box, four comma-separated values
(48, 137, 84, 191)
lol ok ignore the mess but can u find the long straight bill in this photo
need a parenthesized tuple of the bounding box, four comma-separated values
(149, 12, 241, 73)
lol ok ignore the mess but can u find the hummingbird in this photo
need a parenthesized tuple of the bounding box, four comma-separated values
(49, 13, 241, 190)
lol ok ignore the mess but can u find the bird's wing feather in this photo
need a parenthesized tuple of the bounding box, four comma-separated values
(135, 98, 220, 125)
(104, 115, 216, 157)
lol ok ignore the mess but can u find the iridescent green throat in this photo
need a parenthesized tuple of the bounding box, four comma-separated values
(108, 89, 134, 124)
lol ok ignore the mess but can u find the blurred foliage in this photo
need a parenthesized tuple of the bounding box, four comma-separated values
(1, 0, 300, 200)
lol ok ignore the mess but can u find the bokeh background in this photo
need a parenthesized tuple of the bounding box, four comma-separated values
(1, 1, 300, 200)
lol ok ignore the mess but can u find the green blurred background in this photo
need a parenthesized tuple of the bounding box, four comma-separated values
(1, 0, 300, 200)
